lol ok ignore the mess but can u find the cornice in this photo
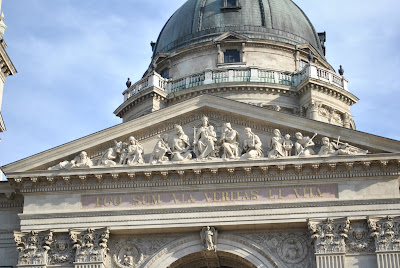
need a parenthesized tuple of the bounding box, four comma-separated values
(114, 87, 167, 117)
(6, 154, 400, 193)
(297, 78, 359, 106)
(0, 39, 17, 77)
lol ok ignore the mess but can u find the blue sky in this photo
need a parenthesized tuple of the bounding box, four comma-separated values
(0, 0, 399, 178)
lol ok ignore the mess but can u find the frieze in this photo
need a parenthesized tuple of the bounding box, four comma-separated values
(82, 184, 338, 209)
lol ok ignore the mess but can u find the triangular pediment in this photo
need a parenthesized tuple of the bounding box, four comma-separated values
(214, 32, 248, 42)
(2, 95, 400, 175)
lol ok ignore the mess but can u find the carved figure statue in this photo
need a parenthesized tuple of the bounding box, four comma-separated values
(295, 132, 316, 156)
(150, 134, 171, 164)
(193, 116, 217, 159)
(99, 141, 124, 166)
(240, 127, 263, 160)
(318, 137, 337, 156)
(125, 136, 144, 165)
(318, 137, 368, 156)
(200, 226, 217, 251)
(220, 122, 240, 160)
(48, 151, 93, 170)
(268, 129, 285, 158)
(282, 134, 294, 157)
(71, 151, 93, 168)
(171, 125, 192, 162)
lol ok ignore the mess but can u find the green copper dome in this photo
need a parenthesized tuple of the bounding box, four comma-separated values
(153, 0, 324, 57)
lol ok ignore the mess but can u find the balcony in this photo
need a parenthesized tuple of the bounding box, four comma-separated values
(122, 64, 348, 101)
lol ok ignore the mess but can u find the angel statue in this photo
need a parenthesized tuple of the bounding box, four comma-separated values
(200, 226, 218, 251)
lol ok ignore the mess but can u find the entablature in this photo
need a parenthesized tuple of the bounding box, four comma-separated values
(6, 153, 400, 193)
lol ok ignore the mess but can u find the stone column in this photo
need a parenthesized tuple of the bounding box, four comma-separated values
(368, 216, 400, 268)
(14, 230, 53, 268)
(70, 228, 110, 268)
(308, 218, 350, 268)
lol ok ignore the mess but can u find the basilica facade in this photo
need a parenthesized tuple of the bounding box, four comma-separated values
(1, 0, 400, 268)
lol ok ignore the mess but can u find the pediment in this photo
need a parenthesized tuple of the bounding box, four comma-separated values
(2, 95, 400, 175)
(213, 31, 248, 42)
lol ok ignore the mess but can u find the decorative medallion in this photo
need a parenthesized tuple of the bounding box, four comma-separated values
(277, 236, 307, 264)
(113, 242, 144, 268)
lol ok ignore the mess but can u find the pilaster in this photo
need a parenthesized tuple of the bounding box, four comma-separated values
(368, 216, 400, 268)
(308, 218, 350, 268)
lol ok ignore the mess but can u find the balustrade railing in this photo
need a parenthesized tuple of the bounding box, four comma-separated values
(123, 64, 348, 100)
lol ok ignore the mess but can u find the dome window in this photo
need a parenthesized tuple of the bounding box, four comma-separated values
(224, 49, 240, 63)
(160, 68, 169, 79)
(221, 0, 241, 12)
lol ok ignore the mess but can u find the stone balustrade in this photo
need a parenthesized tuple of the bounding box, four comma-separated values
(123, 64, 348, 100)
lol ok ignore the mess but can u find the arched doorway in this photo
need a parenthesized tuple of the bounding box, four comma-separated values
(168, 251, 256, 268)
(143, 235, 279, 268)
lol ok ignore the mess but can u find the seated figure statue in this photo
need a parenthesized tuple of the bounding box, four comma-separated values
(240, 128, 263, 160)
(220, 123, 240, 160)
(171, 125, 192, 162)
(193, 116, 217, 160)
(126, 136, 144, 165)
(150, 134, 171, 164)
(295, 132, 316, 157)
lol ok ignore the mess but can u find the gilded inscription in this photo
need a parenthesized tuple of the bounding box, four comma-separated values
(83, 185, 337, 209)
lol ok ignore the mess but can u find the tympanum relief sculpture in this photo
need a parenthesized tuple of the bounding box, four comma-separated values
(47, 116, 369, 170)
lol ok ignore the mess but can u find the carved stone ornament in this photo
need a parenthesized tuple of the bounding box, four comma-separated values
(277, 236, 308, 265)
(244, 231, 312, 268)
(318, 137, 368, 156)
(200, 226, 218, 251)
(368, 216, 400, 252)
(308, 218, 350, 254)
(346, 222, 374, 254)
(69, 227, 110, 263)
(48, 234, 74, 265)
(240, 127, 263, 160)
(48, 151, 93, 170)
(14, 230, 54, 265)
(112, 241, 144, 268)
(45, 116, 371, 170)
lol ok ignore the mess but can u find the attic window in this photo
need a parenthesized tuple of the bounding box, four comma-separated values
(221, 0, 241, 12)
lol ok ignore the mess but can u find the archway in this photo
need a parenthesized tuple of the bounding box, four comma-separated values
(168, 251, 256, 268)
(143, 234, 279, 268)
